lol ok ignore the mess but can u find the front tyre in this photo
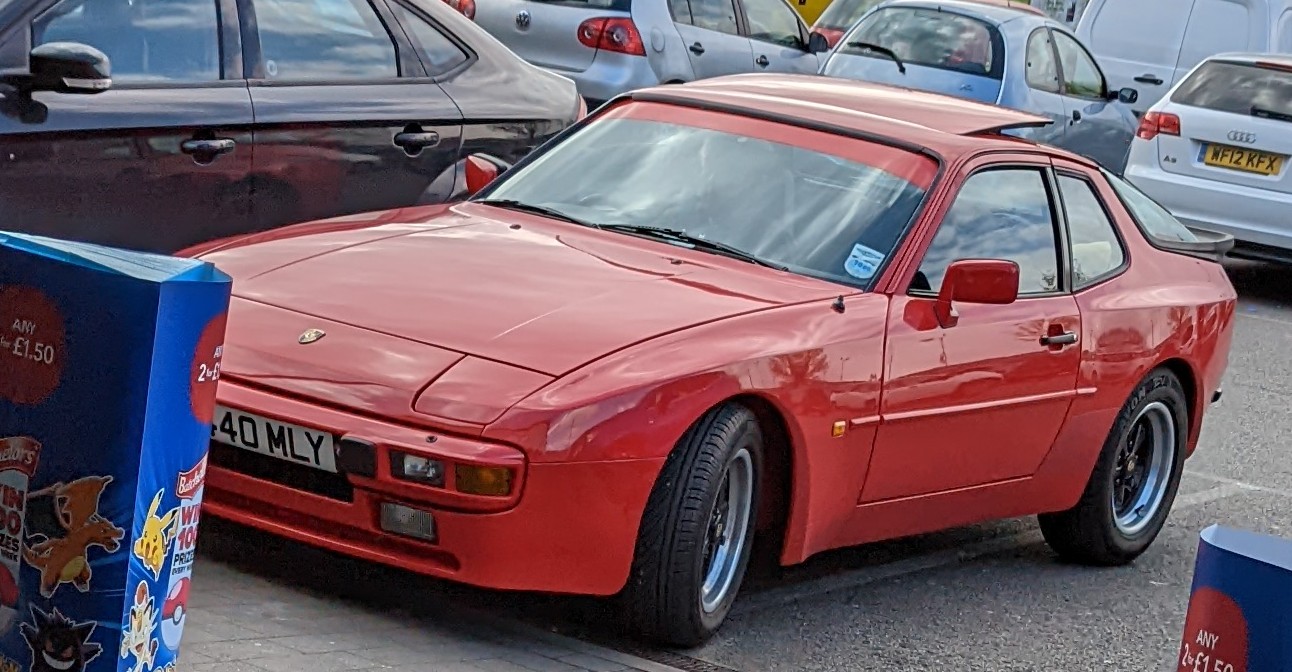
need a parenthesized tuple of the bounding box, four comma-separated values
(622, 402, 764, 647)
(1039, 367, 1188, 565)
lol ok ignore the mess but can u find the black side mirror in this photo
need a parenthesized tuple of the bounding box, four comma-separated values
(808, 31, 830, 53)
(23, 42, 111, 94)
(1110, 86, 1138, 105)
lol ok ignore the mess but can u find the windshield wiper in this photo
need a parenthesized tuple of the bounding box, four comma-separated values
(1251, 105, 1292, 123)
(596, 224, 788, 271)
(846, 41, 906, 74)
(474, 199, 598, 228)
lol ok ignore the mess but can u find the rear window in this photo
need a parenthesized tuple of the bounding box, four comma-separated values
(838, 7, 1005, 79)
(524, 0, 630, 10)
(1171, 60, 1292, 121)
(1102, 169, 1200, 244)
(814, 0, 882, 31)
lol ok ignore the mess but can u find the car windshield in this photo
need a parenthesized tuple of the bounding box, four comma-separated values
(839, 7, 1003, 78)
(814, 0, 882, 31)
(1171, 59, 1292, 120)
(477, 103, 936, 289)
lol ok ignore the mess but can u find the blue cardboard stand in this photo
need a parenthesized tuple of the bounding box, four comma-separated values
(0, 232, 231, 672)
(1176, 524, 1292, 672)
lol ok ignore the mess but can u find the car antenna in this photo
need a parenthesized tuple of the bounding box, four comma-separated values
(832, 296, 846, 313)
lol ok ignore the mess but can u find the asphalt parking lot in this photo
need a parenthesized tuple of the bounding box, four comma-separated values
(192, 257, 1291, 672)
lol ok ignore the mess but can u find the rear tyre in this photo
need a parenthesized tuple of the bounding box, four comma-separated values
(622, 402, 764, 648)
(1038, 367, 1188, 565)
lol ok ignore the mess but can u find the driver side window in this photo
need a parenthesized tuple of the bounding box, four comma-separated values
(1053, 31, 1105, 98)
(32, 0, 222, 82)
(911, 168, 1060, 296)
(741, 0, 803, 47)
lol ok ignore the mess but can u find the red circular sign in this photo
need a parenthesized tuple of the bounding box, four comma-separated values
(189, 311, 228, 424)
(1178, 587, 1248, 672)
(0, 285, 66, 406)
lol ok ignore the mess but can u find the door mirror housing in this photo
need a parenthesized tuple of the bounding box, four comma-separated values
(4, 42, 112, 95)
(933, 259, 1019, 327)
(464, 153, 512, 196)
(807, 31, 831, 54)
(1109, 86, 1138, 105)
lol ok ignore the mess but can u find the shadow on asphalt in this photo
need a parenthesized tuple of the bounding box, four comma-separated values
(1224, 256, 1292, 307)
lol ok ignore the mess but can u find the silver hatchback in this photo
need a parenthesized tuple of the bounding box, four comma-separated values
(475, 0, 830, 105)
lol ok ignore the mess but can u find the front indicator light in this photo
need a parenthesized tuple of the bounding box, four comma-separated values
(379, 502, 437, 542)
(455, 465, 512, 496)
(391, 452, 446, 487)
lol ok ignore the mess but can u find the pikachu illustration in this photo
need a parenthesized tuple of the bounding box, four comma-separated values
(132, 491, 178, 581)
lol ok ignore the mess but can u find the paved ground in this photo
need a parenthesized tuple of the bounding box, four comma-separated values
(177, 257, 1292, 672)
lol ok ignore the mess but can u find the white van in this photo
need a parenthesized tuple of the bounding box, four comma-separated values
(1075, 0, 1292, 115)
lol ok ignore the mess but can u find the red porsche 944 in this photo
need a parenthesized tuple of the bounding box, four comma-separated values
(180, 74, 1238, 647)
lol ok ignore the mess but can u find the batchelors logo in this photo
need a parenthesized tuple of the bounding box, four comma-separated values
(175, 455, 207, 501)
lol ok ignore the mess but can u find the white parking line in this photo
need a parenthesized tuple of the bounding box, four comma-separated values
(1184, 469, 1292, 499)
(733, 481, 1253, 615)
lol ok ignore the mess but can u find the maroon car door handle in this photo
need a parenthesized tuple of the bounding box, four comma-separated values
(180, 138, 236, 156)
(394, 131, 441, 151)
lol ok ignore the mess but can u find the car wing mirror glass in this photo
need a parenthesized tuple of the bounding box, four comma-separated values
(933, 259, 1019, 328)
(808, 31, 830, 53)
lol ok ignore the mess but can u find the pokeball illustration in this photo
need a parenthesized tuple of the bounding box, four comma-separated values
(160, 577, 190, 650)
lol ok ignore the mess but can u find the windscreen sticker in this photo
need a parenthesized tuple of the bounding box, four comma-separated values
(843, 243, 886, 280)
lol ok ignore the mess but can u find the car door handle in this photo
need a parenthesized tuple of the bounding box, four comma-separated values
(689, 41, 705, 55)
(394, 131, 440, 151)
(180, 138, 236, 156)
(1040, 331, 1078, 346)
(1133, 73, 1163, 85)
(756, 54, 770, 67)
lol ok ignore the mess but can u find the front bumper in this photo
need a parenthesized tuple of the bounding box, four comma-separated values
(204, 381, 663, 596)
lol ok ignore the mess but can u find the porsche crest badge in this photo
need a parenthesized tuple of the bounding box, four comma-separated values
(298, 328, 326, 344)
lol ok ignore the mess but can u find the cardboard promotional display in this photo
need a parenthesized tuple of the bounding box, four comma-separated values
(1175, 524, 1292, 672)
(0, 232, 231, 672)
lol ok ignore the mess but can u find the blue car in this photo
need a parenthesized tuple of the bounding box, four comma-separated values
(818, 0, 1140, 173)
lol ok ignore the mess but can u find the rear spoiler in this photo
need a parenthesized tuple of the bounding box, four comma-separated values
(1158, 227, 1235, 263)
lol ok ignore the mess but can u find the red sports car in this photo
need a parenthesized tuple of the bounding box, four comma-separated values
(180, 74, 1238, 647)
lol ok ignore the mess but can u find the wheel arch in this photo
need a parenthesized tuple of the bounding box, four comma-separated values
(1154, 356, 1200, 454)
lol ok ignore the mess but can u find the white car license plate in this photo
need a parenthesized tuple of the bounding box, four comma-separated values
(211, 405, 338, 473)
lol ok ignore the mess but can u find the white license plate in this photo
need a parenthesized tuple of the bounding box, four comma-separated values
(211, 405, 338, 473)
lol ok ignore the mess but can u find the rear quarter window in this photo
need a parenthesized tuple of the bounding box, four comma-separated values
(839, 6, 1005, 79)
(1103, 169, 1200, 244)
(1170, 60, 1292, 120)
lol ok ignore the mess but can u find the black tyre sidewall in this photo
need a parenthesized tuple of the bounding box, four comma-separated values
(695, 420, 763, 633)
(1090, 369, 1189, 558)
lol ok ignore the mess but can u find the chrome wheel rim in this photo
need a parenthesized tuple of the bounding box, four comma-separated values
(1111, 401, 1176, 536)
(700, 448, 754, 614)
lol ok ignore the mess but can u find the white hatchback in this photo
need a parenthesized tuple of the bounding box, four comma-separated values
(1124, 52, 1292, 258)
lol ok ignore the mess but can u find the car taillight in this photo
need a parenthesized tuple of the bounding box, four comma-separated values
(576, 17, 646, 56)
(1136, 111, 1181, 141)
(459, 0, 475, 19)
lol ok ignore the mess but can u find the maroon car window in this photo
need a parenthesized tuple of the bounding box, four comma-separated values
(253, 0, 399, 81)
(479, 116, 931, 289)
(389, 2, 469, 75)
(32, 0, 221, 82)
(1056, 174, 1124, 287)
(840, 7, 1004, 79)
(913, 168, 1060, 295)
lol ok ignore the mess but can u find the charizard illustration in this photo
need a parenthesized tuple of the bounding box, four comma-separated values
(22, 475, 124, 597)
